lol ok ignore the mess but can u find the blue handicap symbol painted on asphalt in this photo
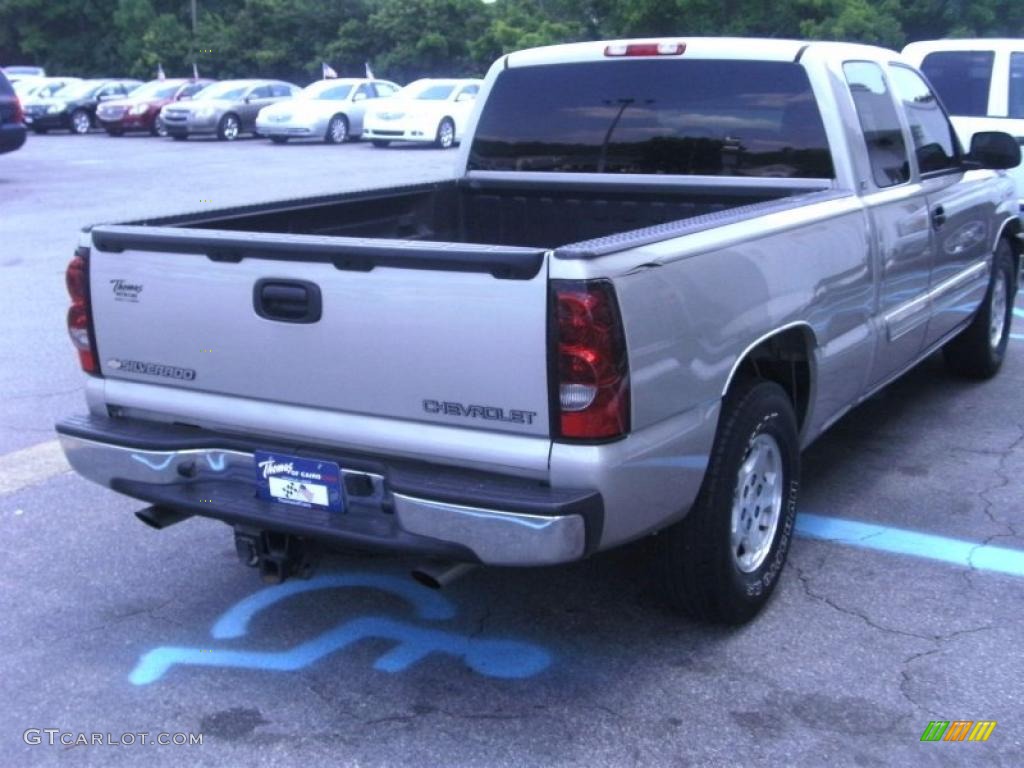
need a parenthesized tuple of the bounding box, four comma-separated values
(130, 571, 551, 685)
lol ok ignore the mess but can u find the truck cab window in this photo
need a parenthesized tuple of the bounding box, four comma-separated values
(468, 59, 834, 177)
(888, 65, 959, 174)
(1009, 53, 1024, 119)
(919, 50, 994, 117)
(843, 62, 910, 187)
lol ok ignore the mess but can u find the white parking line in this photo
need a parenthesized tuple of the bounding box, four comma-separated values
(0, 440, 70, 496)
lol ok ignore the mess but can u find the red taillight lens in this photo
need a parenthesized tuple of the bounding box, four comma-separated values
(604, 42, 686, 57)
(66, 248, 99, 375)
(552, 280, 629, 440)
(13, 96, 23, 124)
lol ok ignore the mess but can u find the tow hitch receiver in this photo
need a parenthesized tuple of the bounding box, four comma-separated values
(233, 527, 321, 584)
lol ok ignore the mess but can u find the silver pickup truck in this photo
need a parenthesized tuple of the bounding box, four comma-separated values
(58, 38, 1021, 624)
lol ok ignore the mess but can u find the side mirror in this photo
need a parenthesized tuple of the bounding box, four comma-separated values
(455, 93, 475, 103)
(966, 131, 1021, 170)
(177, 93, 192, 101)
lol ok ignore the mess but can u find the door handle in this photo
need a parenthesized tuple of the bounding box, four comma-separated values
(931, 205, 946, 229)
(253, 279, 322, 323)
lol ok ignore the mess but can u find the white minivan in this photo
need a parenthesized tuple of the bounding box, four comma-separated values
(904, 39, 1024, 217)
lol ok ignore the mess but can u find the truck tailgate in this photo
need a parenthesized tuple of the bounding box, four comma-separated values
(87, 226, 552, 438)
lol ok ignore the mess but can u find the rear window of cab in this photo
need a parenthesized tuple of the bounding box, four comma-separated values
(469, 59, 834, 178)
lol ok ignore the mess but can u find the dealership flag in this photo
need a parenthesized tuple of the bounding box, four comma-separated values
(365, 61, 375, 79)
(322, 62, 338, 79)
(157, 62, 166, 80)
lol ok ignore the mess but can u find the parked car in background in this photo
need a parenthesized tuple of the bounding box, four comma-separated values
(255, 78, 400, 144)
(22, 78, 142, 134)
(0, 68, 27, 155)
(13, 76, 81, 102)
(903, 39, 1024, 218)
(3, 65, 46, 82)
(160, 79, 300, 141)
(363, 78, 482, 148)
(97, 78, 215, 137)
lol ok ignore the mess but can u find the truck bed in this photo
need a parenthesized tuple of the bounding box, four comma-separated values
(110, 177, 834, 254)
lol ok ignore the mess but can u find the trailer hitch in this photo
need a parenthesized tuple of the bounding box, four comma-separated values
(233, 527, 321, 584)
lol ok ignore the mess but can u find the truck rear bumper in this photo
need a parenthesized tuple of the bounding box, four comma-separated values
(56, 415, 600, 566)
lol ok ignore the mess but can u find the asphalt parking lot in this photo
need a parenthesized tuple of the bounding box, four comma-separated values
(2, 132, 1023, 768)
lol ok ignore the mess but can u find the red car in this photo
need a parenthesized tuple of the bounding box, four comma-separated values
(96, 78, 215, 136)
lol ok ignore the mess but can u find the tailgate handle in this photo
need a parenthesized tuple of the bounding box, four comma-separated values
(254, 279, 322, 323)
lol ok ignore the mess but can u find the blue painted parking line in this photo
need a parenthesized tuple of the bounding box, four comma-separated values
(796, 514, 1024, 578)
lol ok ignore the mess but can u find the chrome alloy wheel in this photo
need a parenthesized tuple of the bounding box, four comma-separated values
(437, 119, 454, 148)
(222, 115, 239, 140)
(989, 269, 1009, 349)
(731, 433, 784, 573)
(328, 116, 347, 143)
(71, 110, 91, 134)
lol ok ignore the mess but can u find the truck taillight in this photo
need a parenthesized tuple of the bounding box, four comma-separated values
(66, 247, 100, 375)
(551, 280, 630, 440)
(604, 42, 686, 57)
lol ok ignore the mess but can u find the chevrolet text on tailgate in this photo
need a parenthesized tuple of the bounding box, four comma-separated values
(58, 38, 1021, 624)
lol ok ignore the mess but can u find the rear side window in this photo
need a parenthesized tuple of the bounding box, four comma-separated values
(0, 71, 13, 96)
(921, 50, 991, 116)
(843, 62, 909, 187)
(468, 60, 834, 177)
(1009, 53, 1024, 119)
(919, 51, 993, 117)
(888, 65, 959, 174)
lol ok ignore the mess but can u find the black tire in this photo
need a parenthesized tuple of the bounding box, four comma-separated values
(270, 136, 288, 144)
(371, 140, 390, 148)
(325, 114, 348, 144)
(70, 109, 92, 135)
(151, 117, 167, 137)
(216, 113, 240, 141)
(171, 134, 188, 141)
(942, 239, 1016, 379)
(656, 379, 800, 624)
(434, 117, 455, 149)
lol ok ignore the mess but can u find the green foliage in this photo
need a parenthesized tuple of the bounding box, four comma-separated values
(1, 0, 1023, 85)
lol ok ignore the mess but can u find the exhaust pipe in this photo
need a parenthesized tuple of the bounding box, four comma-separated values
(135, 506, 193, 530)
(411, 562, 477, 590)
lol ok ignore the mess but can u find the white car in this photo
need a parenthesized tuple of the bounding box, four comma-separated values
(256, 78, 401, 144)
(363, 78, 482, 149)
(903, 39, 1024, 218)
(13, 76, 81, 101)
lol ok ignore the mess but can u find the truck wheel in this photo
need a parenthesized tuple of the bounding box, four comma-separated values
(325, 114, 348, 144)
(70, 109, 92, 134)
(217, 113, 240, 141)
(656, 379, 800, 624)
(942, 239, 1015, 379)
(434, 117, 455, 149)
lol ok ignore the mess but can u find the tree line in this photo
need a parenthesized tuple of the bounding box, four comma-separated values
(2, 0, 1023, 85)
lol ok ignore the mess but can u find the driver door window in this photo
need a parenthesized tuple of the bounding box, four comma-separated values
(888, 65, 959, 174)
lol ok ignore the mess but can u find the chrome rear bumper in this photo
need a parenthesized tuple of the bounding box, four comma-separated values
(56, 416, 598, 566)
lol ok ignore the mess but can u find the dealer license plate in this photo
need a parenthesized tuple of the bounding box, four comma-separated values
(254, 451, 345, 512)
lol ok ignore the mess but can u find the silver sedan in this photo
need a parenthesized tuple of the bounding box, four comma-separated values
(160, 79, 300, 141)
(255, 78, 400, 144)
